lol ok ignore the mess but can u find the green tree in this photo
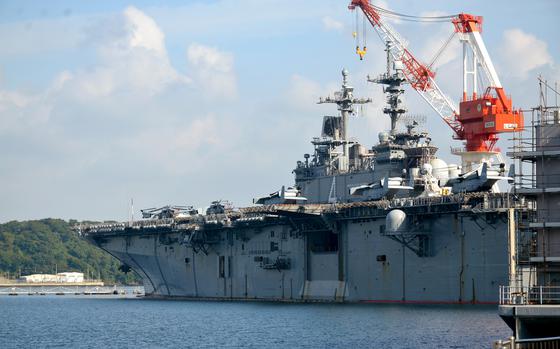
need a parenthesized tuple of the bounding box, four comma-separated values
(0, 219, 140, 284)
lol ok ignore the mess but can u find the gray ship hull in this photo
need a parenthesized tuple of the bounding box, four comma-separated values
(87, 194, 513, 303)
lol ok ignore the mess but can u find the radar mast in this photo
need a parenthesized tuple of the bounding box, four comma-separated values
(318, 69, 371, 172)
(369, 41, 407, 135)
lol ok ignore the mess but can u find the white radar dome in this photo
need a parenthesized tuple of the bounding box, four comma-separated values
(430, 158, 449, 181)
(386, 209, 407, 233)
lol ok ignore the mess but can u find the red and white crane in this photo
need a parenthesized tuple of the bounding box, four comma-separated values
(348, 0, 523, 160)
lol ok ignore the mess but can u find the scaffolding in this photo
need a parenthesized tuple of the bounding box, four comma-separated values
(508, 76, 560, 292)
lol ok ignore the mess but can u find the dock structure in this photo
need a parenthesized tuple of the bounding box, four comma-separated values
(0, 285, 143, 296)
(495, 79, 560, 347)
(0, 281, 104, 287)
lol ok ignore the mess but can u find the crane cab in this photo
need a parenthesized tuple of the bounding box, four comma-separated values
(458, 87, 523, 151)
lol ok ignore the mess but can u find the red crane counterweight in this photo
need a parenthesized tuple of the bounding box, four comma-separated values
(458, 87, 523, 152)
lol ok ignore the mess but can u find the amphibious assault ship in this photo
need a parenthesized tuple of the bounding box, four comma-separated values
(82, 54, 520, 303)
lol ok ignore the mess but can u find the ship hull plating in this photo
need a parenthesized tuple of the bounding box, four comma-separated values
(90, 208, 509, 303)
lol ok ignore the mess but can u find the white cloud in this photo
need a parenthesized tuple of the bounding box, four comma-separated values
(0, 90, 31, 112)
(322, 16, 344, 31)
(174, 116, 221, 150)
(286, 74, 338, 111)
(499, 29, 553, 79)
(89, 6, 189, 96)
(0, 6, 241, 220)
(0, 6, 193, 131)
(0, 16, 88, 57)
(187, 43, 233, 73)
(124, 6, 166, 56)
(187, 43, 237, 99)
(119, 114, 226, 175)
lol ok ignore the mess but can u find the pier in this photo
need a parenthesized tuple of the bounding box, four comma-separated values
(0, 284, 143, 296)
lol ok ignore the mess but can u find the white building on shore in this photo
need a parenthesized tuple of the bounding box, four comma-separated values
(19, 272, 84, 283)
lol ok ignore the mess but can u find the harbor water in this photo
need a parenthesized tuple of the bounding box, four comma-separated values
(0, 295, 510, 348)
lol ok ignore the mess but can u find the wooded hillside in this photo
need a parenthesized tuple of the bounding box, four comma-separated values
(0, 219, 139, 284)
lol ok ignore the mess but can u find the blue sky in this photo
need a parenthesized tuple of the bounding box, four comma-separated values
(1, 0, 558, 221)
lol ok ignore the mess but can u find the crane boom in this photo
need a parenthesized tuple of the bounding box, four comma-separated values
(349, 1, 523, 152)
(349, 0, 462, 138)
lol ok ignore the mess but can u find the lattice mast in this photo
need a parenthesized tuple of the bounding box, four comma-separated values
(318, 69, 371, 172)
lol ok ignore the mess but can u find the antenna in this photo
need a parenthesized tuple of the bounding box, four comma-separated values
(397, 114, 427, 132)
(318, 68, 371, 172)
(129, 198, 134, 225)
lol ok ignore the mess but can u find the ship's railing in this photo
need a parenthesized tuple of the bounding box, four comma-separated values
(82, 193, 521, 234)
(82, 218, 175, 234)
(499, 285, 560, 305)
(494, 336, 560, 349)
(317, 192, 519, 213)
(389, 195, 458, 208)
(80, 213, 240, 235)
(127, 218, 175, 229)
(471, 193, 520, 211)
(385, 192, 515, 210)
(327, 193, 522, 220)
(450, 146, 467, 154)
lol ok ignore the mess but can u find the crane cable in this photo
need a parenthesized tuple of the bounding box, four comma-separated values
(353, 4, 461, 64)
(353, 10, 367, 60)
(362, 10, 367, 48)
(353, 4, 460, 61)
(354, 8, 358, 43)
(370, 4, 457, 22)
(427, 31, 456, 70)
